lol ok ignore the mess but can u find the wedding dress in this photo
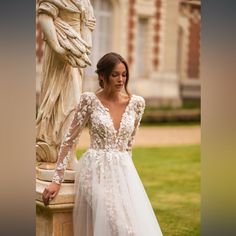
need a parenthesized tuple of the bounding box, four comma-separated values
(52, 92, 163, 236)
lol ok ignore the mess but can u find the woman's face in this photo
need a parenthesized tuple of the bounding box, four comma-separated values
(104, 62, 127, 92)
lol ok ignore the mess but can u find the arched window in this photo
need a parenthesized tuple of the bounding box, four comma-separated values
(135, 17, 149, 78)
(85, 0, 113, 76)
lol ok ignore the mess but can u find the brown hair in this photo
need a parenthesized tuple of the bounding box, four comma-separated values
(95, 52, 130, 96)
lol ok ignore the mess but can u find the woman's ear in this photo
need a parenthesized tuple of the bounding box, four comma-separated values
(98, 75, 105, 88)
(98, 75, 104, 81)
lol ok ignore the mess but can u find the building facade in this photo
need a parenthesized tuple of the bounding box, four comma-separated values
(36, 0, 201, 107)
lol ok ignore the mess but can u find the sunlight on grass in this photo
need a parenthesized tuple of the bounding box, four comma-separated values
(77, 145, 200, 236)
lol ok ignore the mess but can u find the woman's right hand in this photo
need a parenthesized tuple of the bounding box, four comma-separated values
(42, 182, 61, 206)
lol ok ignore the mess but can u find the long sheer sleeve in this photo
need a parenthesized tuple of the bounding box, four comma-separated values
(52, 93, 92, 184)
(127, 97, 145, 154)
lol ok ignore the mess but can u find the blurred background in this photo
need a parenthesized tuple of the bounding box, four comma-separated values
(36, 0, 201, 235)
(36, 0, 201, 125)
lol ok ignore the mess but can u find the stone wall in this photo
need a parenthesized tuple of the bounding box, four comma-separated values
(36, 0, 201, 106)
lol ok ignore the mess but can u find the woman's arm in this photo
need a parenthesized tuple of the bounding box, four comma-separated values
(42, 93, 92, 205)
(127, 97, 145, 154)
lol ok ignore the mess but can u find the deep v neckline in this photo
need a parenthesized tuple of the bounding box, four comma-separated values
(93, 93, 133, 135)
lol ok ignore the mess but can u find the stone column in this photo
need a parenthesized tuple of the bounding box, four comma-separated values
(36, 163, 75, 236)
(178, 1, 201, 99)
(150, 0, 181, 107)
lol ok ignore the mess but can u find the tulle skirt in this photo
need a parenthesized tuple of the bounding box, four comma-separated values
(73, 148, 163, 236)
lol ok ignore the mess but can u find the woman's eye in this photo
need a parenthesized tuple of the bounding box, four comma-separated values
(111, 73, 126, 77)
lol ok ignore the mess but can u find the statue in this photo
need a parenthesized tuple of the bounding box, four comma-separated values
(36, 0, 96, 164)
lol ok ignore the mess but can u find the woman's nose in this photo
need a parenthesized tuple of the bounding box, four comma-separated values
(118, 75, 123, 81)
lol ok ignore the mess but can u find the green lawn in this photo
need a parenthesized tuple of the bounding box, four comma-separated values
(77, 145, 200, 236)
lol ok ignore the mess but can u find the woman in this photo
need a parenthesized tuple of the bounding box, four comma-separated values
(43, 52, 163, 236)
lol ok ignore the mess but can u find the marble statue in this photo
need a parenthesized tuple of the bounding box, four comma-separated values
(36, 0, 96, 164)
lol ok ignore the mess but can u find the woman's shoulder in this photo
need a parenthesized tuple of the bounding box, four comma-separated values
(78, 92, 96, 107)
(131, 94, 145, 107)
(80, 91, 96, 100)
(81, 91, 94, 96)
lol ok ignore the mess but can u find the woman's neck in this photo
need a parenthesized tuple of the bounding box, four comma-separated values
(98, 89, 122, 102)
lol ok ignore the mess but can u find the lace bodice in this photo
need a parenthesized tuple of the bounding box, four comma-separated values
(52, 92, 145, 184)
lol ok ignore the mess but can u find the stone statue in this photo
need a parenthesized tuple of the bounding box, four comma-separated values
(36, 0, 96, 165)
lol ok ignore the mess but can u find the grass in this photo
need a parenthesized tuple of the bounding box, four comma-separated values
(76, 145, 200, 236)
(132, 145, 200, 236)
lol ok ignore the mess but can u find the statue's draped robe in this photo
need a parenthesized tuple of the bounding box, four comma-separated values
(36, 0, 95, 162)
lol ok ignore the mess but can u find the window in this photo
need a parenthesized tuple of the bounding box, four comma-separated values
(135, 17, 149, 78)
(85, 0, 113, 76)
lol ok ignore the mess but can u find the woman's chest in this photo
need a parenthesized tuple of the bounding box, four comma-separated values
(89, 106, 136, 137)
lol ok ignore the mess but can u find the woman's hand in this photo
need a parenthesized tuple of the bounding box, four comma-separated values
(42, 182, 61, 206)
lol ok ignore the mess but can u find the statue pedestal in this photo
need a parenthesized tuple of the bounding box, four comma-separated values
(36, 162, 75, 182)
(36, 167, 75, 236)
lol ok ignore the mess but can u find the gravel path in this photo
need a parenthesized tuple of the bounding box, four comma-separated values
(77, 126, 201, 148)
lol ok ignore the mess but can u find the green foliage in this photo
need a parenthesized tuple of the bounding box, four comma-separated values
(142, 109, 200, 124)
(145, 99, 200, 111)
(141, 121, 200, 127)
(76, 145, 200, 236)
(142, 99, 201, 125)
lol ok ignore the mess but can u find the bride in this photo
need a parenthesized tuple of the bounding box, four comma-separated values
(42, 52, 163, 236)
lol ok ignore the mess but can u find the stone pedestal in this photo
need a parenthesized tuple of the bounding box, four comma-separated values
(36, 165, 76, 236)
(36, 199, 74, 236)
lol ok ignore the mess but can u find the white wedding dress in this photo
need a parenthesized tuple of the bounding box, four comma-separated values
(52, 92, 163, 236)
